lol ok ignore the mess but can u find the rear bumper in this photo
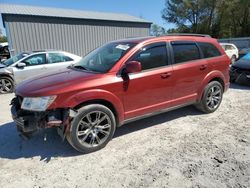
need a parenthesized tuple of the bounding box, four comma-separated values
(224, 82, 230, 92)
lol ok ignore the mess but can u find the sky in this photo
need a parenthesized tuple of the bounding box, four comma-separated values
(0, 0, 175, 36)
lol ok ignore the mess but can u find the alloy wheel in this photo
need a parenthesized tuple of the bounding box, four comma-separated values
(0, 78, 13, 93)
(76, 111, 112, 148)
(206, 85, 222, 110)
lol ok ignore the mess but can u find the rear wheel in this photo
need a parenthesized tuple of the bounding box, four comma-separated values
(67, 104, 116, 153)
(0, 76, 14, 94)
(195, 81, 223, 113)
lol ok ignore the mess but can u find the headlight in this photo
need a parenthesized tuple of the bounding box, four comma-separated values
(21, 96, 57, 111)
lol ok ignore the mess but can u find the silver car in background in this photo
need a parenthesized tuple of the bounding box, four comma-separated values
(0, 50, 81, 93)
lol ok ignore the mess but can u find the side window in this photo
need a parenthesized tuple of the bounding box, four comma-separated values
(198, 42, 221, 58)
(130, 43, 167, 70)
(172, 43, 200, 64)
(225, 45, 234, 50)
(23, 54, 46, 66)
(48, 53, 73, 64)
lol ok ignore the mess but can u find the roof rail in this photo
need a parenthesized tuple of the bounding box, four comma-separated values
(164, 33, 211, 37)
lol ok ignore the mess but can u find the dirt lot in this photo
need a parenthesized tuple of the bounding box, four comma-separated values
(0, 83, 249, 188)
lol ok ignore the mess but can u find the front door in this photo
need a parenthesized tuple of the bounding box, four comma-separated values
(123, 42, 173, 119)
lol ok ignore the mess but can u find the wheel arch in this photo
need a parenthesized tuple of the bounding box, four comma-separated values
(73, 99, 120, 126)
(197, 71, 226, 101)
(56, 89, 125, 126)
(0, 73, 14, 81)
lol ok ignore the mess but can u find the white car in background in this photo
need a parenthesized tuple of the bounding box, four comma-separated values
(0, 50, 81, 93)
(220, 43, 239, 64)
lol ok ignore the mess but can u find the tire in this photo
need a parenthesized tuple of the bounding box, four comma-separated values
(0, 76, 14, 94)
(231, 55, 236, 64)
(195, 81, 223, 113)
(67, 104, 116, 153)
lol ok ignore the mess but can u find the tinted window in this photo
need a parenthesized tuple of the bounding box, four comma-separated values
(172, 43, 200, 64)
(226, 45, 235, 50)
(130, 43, 167, 70)
(198, 42, 221, 58)
(23, 54, 46, 66)
(48, 53, 73, 64)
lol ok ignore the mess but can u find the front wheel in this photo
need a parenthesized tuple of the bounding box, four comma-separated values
(195, 81, 223, 113)
(67, 104, 116, 153)
(0, 76, 14, 94)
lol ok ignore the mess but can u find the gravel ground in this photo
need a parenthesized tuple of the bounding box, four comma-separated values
(0, 83, 249, 188)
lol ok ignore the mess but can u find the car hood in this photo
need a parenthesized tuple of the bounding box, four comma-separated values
(16, 68, 98, 96)
(233, 59, 250, 69)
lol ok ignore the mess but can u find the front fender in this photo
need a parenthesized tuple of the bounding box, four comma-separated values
(52, 89, 124, 124)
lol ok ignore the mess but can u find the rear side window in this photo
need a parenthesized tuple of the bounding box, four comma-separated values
(198, 42, 221, 58)
(226, 45, 235, 50)
(130, 42, 167, 70)
(172, 43, 200, 64)
(48, 53, 73, 64)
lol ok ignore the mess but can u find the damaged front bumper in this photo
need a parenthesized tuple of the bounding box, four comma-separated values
(10, 96, 75, 139)
(230, 67, 250, 85)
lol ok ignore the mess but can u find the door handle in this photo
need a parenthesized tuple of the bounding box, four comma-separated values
(161, 72, 172, 79)
(200, 65, 208, 70)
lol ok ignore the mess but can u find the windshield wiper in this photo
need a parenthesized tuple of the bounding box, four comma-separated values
(73, 65, 90, 70)
(70, 64, 102, 73)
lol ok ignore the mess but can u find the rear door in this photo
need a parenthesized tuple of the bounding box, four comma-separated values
(45, 52, 75, 73)
(169, 41, 210, 107)
(13, 53, 47, 84)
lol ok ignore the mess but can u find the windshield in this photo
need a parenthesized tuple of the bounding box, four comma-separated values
(2, 53, 28, 66)
(73, 42, 136, 73)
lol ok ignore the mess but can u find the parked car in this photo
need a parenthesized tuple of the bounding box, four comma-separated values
(220, 43, 239, 64)
(11, 35, 230, 153)
(239, 47, 250, 59)
(0, 50, 81, 93)
(0, 42, 10, 62)
(230, 53, 250, 85)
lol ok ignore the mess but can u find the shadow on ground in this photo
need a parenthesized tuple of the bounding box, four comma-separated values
(1, 83, 248, 161)
(0, 106, 201, 161)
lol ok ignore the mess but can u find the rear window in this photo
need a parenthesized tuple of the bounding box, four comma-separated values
(198, 42, 221, 58)
(172, 43, 200, 64)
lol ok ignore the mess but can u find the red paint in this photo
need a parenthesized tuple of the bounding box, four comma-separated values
(16, 36, 230, 125)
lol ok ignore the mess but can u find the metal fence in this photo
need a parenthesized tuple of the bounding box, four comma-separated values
(218, 37, 250, 49)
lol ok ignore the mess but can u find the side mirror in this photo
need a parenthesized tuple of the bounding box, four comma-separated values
(125, 61, 142, 74)
(16, 62, 26, 68)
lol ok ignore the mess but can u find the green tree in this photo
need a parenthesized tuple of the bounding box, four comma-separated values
(150, 24, 167, 36)
(0, 28, 7, 43)
(162, 0, 250, 38)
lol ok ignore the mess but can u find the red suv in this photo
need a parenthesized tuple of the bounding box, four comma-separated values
(11, 34, 230, 153)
